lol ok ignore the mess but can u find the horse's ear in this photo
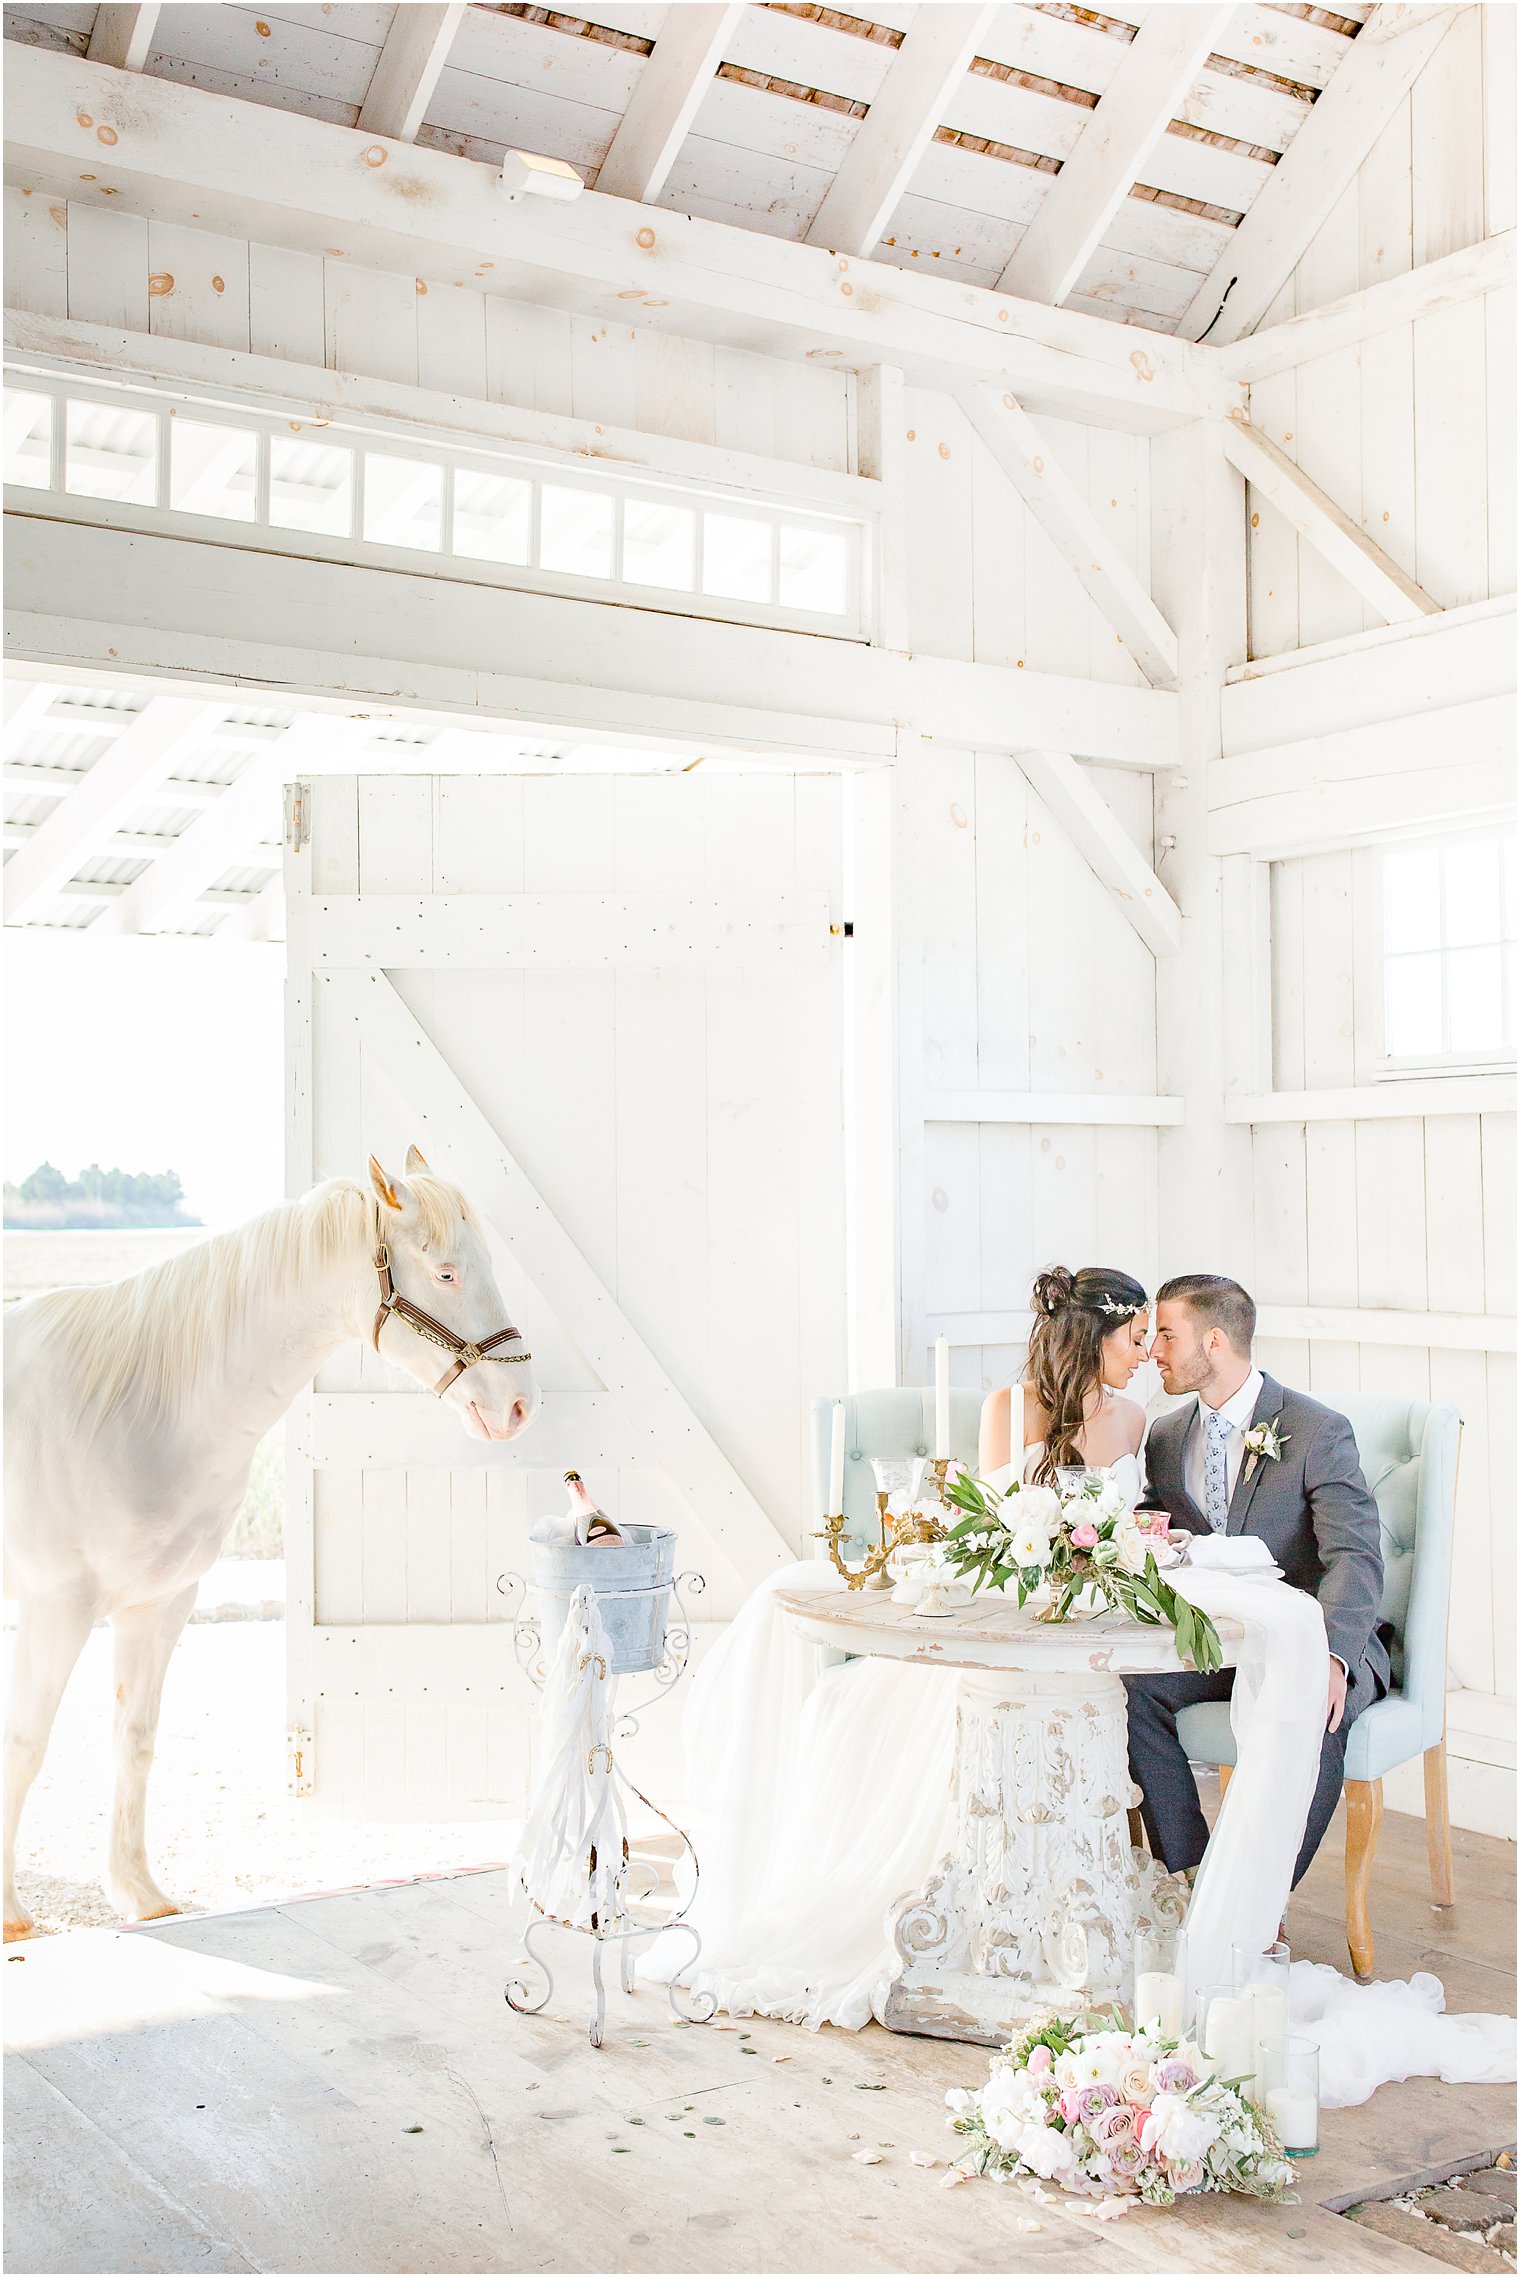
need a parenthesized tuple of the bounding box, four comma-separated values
(405, 1144, 429, 1176)
(368, 1153, 402, 1212)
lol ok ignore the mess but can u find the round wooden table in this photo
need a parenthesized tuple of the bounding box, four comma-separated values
(772, 1580, 1246, 2047)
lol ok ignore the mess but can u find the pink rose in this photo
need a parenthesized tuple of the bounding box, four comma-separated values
(1090, 2105, 1137, 2146)
(1027, 2045, 1052, 2074)
(1077, 2085, 1121, 2124)
(1071, 1521, 1098, 1548)
(1059, 2091, 1081, 2124)
(1153, 2058, 1197, 2093)
(1165, 2157, 1204, 2192)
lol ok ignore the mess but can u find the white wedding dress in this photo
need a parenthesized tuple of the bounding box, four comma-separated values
(646, 1440, 1516, 2108)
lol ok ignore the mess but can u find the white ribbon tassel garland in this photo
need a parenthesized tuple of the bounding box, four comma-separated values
(517, 1584, 627, 1930)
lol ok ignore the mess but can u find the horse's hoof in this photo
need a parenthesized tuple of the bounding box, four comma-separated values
(3, 1915, 36, 1943)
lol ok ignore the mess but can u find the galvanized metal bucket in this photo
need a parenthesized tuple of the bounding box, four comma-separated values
(528, 1525, 677, 1675)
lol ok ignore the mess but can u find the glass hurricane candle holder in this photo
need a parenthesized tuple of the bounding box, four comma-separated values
(1259, 2033, 1319, 2158)
(1133, 1927, 1184, 2038)
(1195, 1983, 1255, 2084)
(1233, 1940, 1291, 2100)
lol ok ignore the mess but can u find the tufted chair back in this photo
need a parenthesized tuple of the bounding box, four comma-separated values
(1337, 1395, 1461, 1748)
(809, 1390, 985, 1550)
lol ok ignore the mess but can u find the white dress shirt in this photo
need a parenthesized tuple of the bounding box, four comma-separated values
(1184, 1367, 1264, 1515)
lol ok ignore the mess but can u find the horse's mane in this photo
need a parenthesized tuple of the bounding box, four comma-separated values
(36, 1173, 469, 1428)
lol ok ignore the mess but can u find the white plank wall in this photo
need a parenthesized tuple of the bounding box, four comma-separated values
(1255, 846, 1516, 1832)
(1244, 9, 1515, 658)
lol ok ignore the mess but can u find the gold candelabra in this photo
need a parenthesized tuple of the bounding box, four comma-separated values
(812, 1459, 953, 1590)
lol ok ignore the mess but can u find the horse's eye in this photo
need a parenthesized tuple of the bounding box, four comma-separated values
(433, 1267, 458, 1286)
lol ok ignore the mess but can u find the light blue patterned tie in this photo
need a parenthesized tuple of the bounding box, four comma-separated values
(1204, 1408, 1232, 1533)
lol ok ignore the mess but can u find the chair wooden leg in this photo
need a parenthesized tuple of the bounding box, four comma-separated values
(1128, 1806, 1147, 1851)
(1218, 1763, 1232, 1797)
(1423, 1739, 1455, 1908)
(1345, 1777, 1383, 1983)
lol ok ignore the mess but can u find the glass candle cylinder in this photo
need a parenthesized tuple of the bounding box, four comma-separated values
(1233, 1940, 1292, 2101)
(1195, 1985, 1255, 2083)
(1133, 1928, 1184, 2039)
(1259, 2034, 1319, 2157)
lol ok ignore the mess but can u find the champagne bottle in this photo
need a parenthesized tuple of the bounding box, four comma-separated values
(564, 1470, 622, 1547)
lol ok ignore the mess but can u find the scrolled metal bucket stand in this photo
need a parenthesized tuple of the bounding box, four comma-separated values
(495, 1566, 716, 2049)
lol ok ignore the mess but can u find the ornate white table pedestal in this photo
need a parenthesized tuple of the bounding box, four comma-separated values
(772, 1583, 1244, 2049)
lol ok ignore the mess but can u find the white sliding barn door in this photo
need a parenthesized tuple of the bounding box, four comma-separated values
(285, 771, 845, 1816)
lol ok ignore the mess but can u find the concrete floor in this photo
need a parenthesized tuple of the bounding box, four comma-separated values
(4, 1800, 1513, 2274)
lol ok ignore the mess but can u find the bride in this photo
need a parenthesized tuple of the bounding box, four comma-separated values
(647, 1264, 1155, 2031)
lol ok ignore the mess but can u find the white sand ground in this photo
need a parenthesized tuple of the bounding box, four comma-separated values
(3, 1613, 518, 1934)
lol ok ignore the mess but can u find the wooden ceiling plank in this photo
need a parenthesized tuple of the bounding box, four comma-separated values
(86, 4, 161, 73)
(996, 4, 1236, 303)
(595, 3, 746, 202)
(804, 2, 1001, 256)
(1175, 1, 1459, 343)
(1220, 409, 1442, 620)
(2, 697, 223, 925)
(957, 381, 1180, 682)
(357, 2, 466, 143)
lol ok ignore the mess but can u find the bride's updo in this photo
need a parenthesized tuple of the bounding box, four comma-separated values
(1026, 1265, 1148, 1485)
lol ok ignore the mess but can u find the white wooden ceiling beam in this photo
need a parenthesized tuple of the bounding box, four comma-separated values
(1013, 749, 1183, 957)
(86, 4, 160, 71)
(2, 696, 221, 924)
(1220, 411, 1441, 623)
(97, 716, 366, 937)
(956, 383, 1179, 685)
(3, 49, 1234, 429)
(1221, 230, 1516, 383)
(594, 3, 742, 205)
(4, 678, 60, 739)
(996, 4, 1234, 305)
(805, 4, 999, 259)
(357, 2, 464, 145)
(1176, 3, 1459, 346)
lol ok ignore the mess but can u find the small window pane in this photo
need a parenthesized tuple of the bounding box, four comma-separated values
(1444, 840, 1503, 948)
(1382, 847, 1441, 955)
(66, 398, 157, 503)
(540, 484, 614, 577)
(702, 511, 771, 602)
(623, 498, 696, 590)
(453, 469, 532, 564)
(1446, 946, 1505, 1054)
(270, 437, 353, 535)
(1384, 952, 1443, 1058)
(3, 390, 52, 488)
(362, 453, 443, 550)
(169, 419, 257, 521)
(778, 523, 849, 614)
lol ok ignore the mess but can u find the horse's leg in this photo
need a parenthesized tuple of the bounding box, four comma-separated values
(4, 1586, 99, 1940)
(106, 1584, 197, 1923)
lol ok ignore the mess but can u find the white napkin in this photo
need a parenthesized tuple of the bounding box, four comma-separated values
(1185, 1534, 1281, 1577)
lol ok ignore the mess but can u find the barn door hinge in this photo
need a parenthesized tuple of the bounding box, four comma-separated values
(287, 1725, 314, 1796)
(284, 779, 312, 854)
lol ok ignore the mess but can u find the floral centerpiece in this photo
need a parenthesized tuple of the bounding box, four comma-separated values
(939, 1464, 1223, 1673)
(945, 2013, 1296, 2209)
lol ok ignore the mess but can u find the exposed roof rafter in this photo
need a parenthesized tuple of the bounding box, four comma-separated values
(996, 4, 1236, 305)
(595, 4, 745, 204)
(357, 2, 465, 145)
(86, 4, 160, 72)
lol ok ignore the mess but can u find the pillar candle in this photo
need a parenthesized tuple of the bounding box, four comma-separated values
(1264, 2087, 1318, 2154)
(934, 1337, 950, 1459)
(1133, 1970, 1184, 2039)
(1203, 1994, 1254, 2083)
(828, 1400, 846, 1516)
(1248, 1985, 1290, 2097)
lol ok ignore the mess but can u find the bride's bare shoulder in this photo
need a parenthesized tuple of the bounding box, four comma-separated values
(1109, 1394, 1147, 1453)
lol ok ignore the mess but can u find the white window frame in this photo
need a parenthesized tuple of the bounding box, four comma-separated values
(4, 363, 874, 644)
(1361, 826, 1518, 1081)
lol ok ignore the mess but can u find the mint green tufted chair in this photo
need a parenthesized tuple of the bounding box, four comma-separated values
(808, 1390, 985, 1556)
(1175, 1395, 1461, 1982)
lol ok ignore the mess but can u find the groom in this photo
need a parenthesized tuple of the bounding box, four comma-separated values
(1125, 1274, 1388, 1886)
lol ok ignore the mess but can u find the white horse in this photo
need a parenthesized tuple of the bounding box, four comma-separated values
(3, 1148, 538, 1939)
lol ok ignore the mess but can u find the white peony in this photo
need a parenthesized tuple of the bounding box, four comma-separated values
(1097, 1475, 1130, 1518)
(1116, 1529, 1151, 1575)
(1012, 1484, 1062, 1529)
(1011, 1527, 1052, 1569)
(979, 2071, 1050, 2145)
(1140, 2093, 1222, 2165)
(1016, 2123, 1077, 2180)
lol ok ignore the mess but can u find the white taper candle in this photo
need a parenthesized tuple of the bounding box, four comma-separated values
(828, 1400, 846, 1515)
(934, 1337, 950, 1460)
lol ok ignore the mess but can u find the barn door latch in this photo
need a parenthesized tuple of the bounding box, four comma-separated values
(287, 1725, 314, 1796)
(284, 779, 312, 854)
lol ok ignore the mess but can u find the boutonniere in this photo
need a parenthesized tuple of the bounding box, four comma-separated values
(1242, 1417, 1290, 1481)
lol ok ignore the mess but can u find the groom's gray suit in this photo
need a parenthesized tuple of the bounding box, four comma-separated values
(1125, 1372, 1388, 1883)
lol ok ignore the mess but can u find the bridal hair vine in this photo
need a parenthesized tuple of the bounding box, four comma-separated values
(1090, 1294, 1142, 1321)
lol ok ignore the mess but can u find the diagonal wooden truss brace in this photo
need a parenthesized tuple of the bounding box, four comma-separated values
(956, 383, 1180, 687)
(1221, 411, 1441, 625)
(331, 968, 795, 1588)
(1014, 749, 1183, 958)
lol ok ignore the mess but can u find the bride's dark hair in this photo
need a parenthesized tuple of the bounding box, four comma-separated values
(1025, 1265, 1149, 1486)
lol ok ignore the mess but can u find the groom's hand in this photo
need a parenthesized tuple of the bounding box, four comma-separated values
(1326, 1656, 1349, 1733)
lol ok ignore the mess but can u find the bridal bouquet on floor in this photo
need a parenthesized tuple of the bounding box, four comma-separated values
(938, 1464, 1224, 1672)
(945, 2014, 1296, 2210)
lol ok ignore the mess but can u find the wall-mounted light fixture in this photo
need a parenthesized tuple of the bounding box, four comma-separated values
(500, 149, 584, 202)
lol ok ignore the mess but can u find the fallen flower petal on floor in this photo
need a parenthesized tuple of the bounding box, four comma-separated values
(909, 2151, 938, 2167)
(852, 2151, 883, 2165)
(939, 2168, 971, 2188)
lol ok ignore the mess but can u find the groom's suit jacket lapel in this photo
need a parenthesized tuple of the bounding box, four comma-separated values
(1225, 1372, 1284, 1537)
(1156, 1402, 1207, 1530)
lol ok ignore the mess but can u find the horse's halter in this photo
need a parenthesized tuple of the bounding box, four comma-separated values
(371, 1217, 532, 1397)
